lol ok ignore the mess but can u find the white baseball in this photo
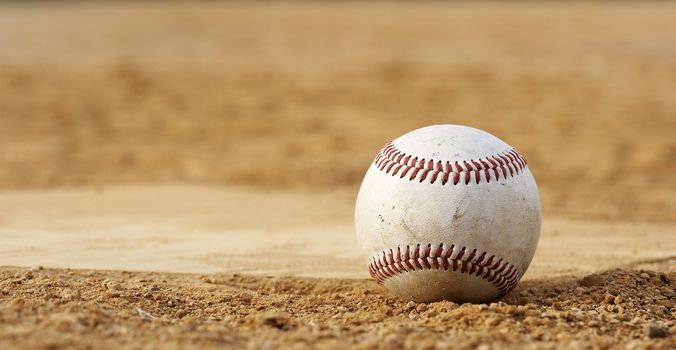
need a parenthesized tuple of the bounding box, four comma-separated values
(355, 125, 541, 303)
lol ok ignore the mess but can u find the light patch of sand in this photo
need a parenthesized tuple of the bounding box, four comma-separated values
(1, 185, 673, 279)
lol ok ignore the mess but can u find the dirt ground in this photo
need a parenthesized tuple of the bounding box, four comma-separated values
(0, 1, 675, 349)
(1, 267, 674, 349)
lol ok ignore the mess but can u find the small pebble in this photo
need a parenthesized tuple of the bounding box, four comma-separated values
(604, 293, 615, 304)
(258, 311, 290, 329)
(239, 292, 253, 302)
(643, 324, 668, 339)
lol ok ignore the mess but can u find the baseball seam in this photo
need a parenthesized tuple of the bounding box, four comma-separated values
(368, 243, 520, 296)
(373, 141, 527, 185)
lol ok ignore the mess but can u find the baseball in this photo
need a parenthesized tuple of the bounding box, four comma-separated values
(355, 124, 541, 303)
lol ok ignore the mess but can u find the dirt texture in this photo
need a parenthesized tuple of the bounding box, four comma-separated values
(0, 2, 675, 350)
(1, 267, 674, 349)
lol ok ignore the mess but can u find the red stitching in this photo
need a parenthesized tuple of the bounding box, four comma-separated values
(373, 142, 527, 185)
(368, 244, 521, 297)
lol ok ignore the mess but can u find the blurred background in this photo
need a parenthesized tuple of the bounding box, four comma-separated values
(0, 0, 674, 222)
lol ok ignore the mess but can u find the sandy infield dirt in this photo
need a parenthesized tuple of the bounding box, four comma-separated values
(0, 2, 675, 349)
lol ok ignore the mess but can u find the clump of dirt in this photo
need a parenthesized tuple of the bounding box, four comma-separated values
(1, 267, 673, 349)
